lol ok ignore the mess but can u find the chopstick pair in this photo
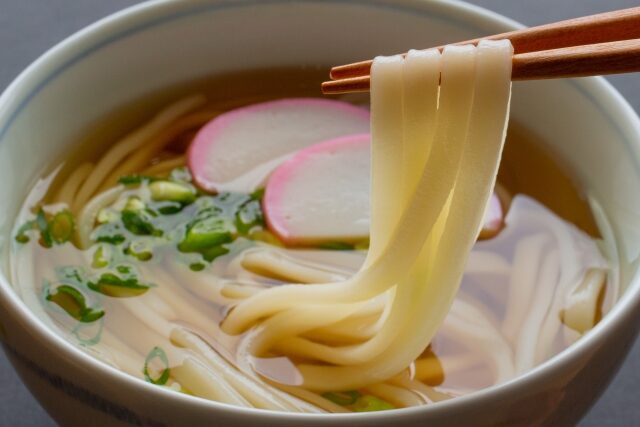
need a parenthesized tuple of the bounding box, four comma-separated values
(322, 6, 640, 94)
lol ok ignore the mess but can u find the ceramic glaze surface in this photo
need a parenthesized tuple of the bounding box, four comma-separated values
(0, 1, 639, 426)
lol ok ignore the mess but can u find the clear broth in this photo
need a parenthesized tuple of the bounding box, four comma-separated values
(11, 67, 612, 411)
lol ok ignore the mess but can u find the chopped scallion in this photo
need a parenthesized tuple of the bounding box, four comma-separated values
(149, 181, 196, 204)
(124, 196, 146, 212)
(88, 272, 150, 298)
(143, 346, 170, 385)
(154, 200, 183, 215)
(250, 187, 265, 201)
(322, 390, 361, 406)
(97, 208, 119, 224)
(317, 241, 355, 251)
(93, 222, 127, 245)
(46, 285, 104, 323)
(118, 174, 157, 185)
(96, 233, 126, 245)
(351, 395, 395, 412)
(15, 220, 36, 243)
(235, 199, 263, 234)
(121, 209, 161, 237)
(92, 245, 110, 269)
(72, 317, 104, 346)
(36, 209, 53, 248)
(126, 239, 154, 261)
(189, 262, 206, 272)
(178, 216, 233, 253)
(50, 210, 74, 244)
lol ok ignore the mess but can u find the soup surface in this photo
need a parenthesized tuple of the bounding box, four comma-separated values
(10, 68, 615, 412)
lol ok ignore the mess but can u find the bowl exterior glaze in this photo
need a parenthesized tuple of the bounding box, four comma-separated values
(0, 1, 639, 426)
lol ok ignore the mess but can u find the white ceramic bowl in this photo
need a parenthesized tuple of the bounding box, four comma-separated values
(1, 1, 639, 425)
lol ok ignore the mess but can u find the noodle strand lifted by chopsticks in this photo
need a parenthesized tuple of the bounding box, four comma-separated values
(221, 40, 514, 391)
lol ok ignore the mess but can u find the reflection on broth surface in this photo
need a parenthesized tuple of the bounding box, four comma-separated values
(11, 66, 616, 413)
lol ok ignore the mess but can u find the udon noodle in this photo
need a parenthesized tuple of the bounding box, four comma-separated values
(10, 40, 615, 413)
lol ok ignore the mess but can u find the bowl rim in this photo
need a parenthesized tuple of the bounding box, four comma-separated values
(0, 0, 639, 422)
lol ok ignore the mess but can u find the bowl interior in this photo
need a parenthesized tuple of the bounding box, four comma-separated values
(0, 0, 639, 424)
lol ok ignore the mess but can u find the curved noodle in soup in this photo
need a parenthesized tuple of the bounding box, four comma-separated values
(11, 42, 616, 413)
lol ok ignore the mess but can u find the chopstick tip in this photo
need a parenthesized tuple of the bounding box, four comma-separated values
(322, 76, 371, 95)
(321, 80, 336, 95)
(330, 60, 375, 80)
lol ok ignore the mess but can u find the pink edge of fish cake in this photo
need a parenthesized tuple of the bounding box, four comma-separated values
(478, 192, 504, 240)
(187, 98, 371, 193)
(264, 134, 371, 245)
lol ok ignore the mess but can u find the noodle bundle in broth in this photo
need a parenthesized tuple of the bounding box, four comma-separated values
(11, 40, 614, 413)
(222, 41, 513, 391)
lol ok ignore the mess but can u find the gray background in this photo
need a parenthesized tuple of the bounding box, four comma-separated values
(0, 0, 638, 425)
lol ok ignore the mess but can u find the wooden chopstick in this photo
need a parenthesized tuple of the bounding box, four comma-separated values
(329, 6, 640, 81)
(322, 38, 640, 94)
(514, 38, 640, 79)
(323, 7, 640, 94)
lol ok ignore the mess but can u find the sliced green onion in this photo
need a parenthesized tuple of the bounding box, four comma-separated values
(149, 181, 196, 204)
(235, 199, 263, 234)
(46, 285, 104, 323)
(143, 346, 170, 385)
(93, 222, 127, 245)
(36, 209, 53, 248)
(154, 200, 183, 215)
(124, 196, 146, 212)
(120, 197, 161, 239)
(50, 210, 74, 244)
(178, 216, 233, 253)
(97, 208, 119, 224)
(88, 272, 150, 298)
(250, 187, 265, 201)
(317, 241, 355, 251)
(72, 317, 104, 346)
(322, 390, 361, 406)
(96, 233, 126, 245)
(15, 220, 36, 243)
(189, 262, 206, 272)
(122, 210, 161, 237)
(126, 239, 154, 261)
(20, 209, 75, 246)
(350, 395, 395, 412)
(118, 174, 157, 185)
(56, 266, 85, 285)
(199, 245, 230, 262)
(116, 265, 132, 274)
(92, 245, 110, 269)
